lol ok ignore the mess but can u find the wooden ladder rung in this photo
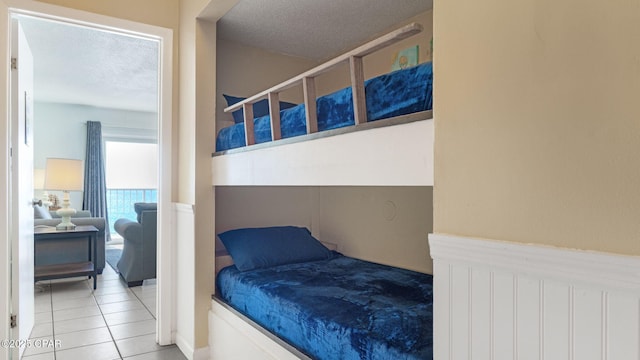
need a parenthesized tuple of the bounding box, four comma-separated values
(243, 103, 255, 146)
(303, 77, 318, 134)
(350, 56, 366, 125)
(268, 92, 281, 141)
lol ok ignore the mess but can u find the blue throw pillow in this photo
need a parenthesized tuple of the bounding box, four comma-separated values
(223, 94, 298, 124)
(218, 226, 333, 271)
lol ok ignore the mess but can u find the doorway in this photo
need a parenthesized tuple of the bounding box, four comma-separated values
(6, 2, 174, 355)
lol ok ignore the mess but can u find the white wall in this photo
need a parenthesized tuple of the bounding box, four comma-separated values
(34, 101, 157, 208)
(215, 186, 433, 274)
(429, 234, 640, 359)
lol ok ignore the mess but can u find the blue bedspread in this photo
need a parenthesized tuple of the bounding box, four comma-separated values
(217, 255, 433, 359)
(216, 62, 433, 151)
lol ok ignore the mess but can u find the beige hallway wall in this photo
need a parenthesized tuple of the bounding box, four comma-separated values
(434, 0, 640, 255)
(215, 186, 433, 274)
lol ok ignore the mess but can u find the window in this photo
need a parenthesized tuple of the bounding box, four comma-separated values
(105, 141, 158, 235)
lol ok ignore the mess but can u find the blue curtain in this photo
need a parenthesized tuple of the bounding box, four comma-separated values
(83, 121, 111, 241)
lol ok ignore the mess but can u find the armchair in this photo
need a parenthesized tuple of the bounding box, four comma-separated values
(114, 203, 157, 287)
(33, 205, 107, 274)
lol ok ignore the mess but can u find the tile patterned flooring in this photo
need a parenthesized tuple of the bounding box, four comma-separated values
(25, 264, 186, 360)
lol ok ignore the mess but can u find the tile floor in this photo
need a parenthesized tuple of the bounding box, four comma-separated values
(25, 264, 186, 360)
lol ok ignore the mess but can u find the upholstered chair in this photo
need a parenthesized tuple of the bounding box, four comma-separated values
(114, 203, 157, 287)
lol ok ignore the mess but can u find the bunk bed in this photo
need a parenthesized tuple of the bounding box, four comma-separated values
(215, 226, 433, 360)
(211, 22, 434, 186)
(216, 61, 432, 152)
(210, 21, 434, 360)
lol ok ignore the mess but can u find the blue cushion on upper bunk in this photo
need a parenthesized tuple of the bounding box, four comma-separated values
(223, 94, 298, 124)
(216, 62, 433, 151)
(218, 226, 334, 271)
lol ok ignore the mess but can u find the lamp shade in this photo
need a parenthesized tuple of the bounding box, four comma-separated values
(33, 168, 45, 190)
(44, 158, 84, 191)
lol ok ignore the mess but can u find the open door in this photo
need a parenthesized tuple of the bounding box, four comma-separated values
(0, 1, 10, 359)
(9, 19, 35, 360)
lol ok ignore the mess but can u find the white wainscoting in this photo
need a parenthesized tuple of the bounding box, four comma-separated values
(429, 234, 640, 360)
(173, 203, 198, 359)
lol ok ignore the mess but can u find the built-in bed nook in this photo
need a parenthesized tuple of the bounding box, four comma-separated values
(212, 187, 434, 359)
(210, 7, 434, 359)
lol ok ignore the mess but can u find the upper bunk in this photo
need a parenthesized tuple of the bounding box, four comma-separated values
(212, 11, 433, 186)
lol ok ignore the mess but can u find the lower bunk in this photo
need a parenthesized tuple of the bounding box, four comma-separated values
(210, 226, 433, 360)
(209, 299, 309, 360)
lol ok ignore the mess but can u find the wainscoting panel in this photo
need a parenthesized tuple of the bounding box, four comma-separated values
(429, 234, 640, 360)
(543, 280, 570, 360)
(470, 267, 491, 360)
(173, 203, 196, 359)
(608, 294, 639, 360)
(493, 272, 515, 360)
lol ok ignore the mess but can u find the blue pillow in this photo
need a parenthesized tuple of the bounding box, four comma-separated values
(218, 226, 333, 271)
(223, 94, 298, 124)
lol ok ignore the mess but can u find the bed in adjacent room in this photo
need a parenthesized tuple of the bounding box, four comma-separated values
(215, 226, 433, 360)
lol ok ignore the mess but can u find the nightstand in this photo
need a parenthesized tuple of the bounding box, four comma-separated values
(34, 225, 99, 289)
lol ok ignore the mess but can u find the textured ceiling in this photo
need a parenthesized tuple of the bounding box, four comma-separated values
(217, 0, 432, 60)
(19, 16, 159, 113)
(16, 1, 430, 112)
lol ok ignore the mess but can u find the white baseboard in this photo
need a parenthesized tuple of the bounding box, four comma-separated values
(175, 333, 195, 360)
(193, 346, 210, 360)
(175, 332, 209, 360)
(429, 233, 640, 360)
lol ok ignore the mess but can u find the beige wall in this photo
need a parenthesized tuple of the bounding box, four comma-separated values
(193, 18, 217, 350)
(315, 10, 433, 96)
(215, 187, 313, 233)
(216, 39, 317, 129)
(36, 0, 178, 29)
(434, 0, 640, 256)
(215, 186, 433, 274)
(318, 187, 433, 274)
(180, 0, 224, 350)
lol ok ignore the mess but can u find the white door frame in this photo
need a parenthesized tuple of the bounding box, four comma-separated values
(1, 2, 11, 357)
(4, 0, 175, 346)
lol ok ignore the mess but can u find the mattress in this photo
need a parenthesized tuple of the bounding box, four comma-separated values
(216, 254, 433, 359)
(216, 62, 433, 152)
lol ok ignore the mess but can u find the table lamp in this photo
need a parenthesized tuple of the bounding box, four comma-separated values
(44, 158, 84, 230)
(33, 168, 52, 208)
